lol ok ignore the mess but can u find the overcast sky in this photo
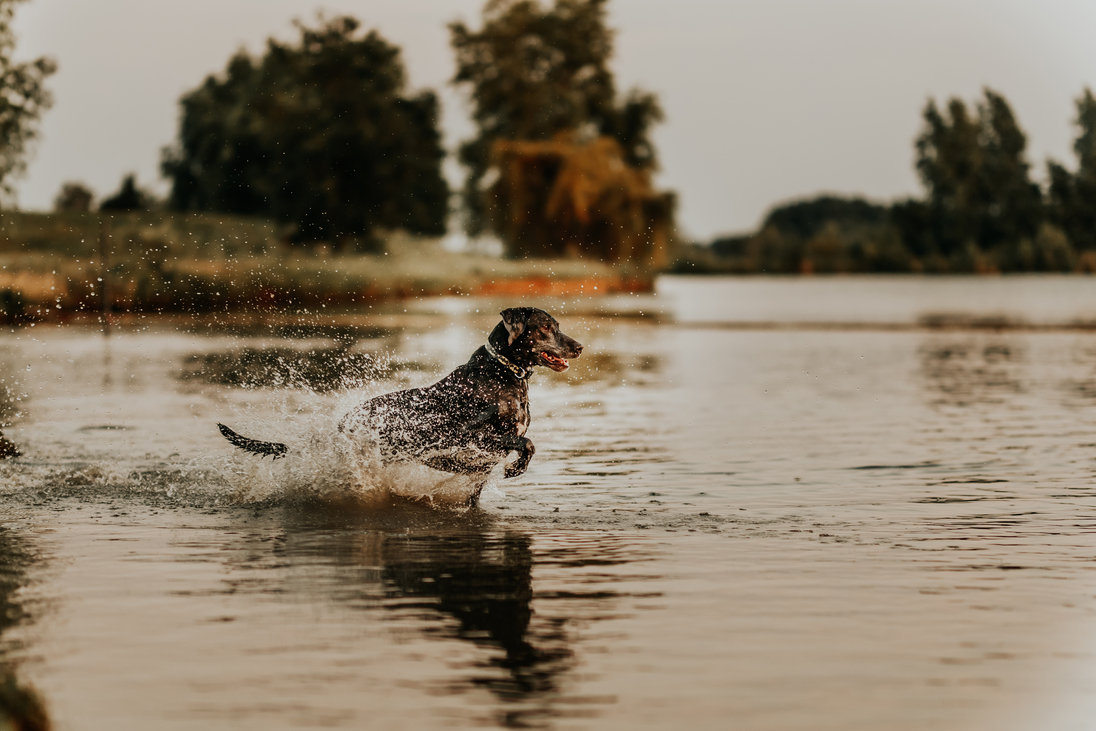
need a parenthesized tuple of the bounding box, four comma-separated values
(11, 0, 1096, 240)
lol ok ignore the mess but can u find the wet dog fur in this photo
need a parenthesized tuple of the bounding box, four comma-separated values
(218, 307, 583, 483)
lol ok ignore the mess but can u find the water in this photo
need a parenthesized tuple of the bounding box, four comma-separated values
(2, 275, 1096, 730)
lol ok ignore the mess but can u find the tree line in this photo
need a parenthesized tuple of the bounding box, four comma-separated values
(689, 88, 1096, 274)
(47, 0, 671, 262)
(6, 0, 1094, 271)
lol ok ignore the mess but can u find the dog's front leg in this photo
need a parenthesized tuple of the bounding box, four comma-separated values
(502, 436, 535, 478)
(459, 405, 534, 477)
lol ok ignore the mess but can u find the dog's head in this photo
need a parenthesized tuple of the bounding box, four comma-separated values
(489, 307, 583, 373)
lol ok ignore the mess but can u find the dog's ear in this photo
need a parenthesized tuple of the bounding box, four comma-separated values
(500, 308, 532, 346)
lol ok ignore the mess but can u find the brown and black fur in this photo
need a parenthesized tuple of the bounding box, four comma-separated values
(218, 307, 583, 481)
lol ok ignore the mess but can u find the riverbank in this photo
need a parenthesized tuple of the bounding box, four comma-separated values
(0, 211, 654, 322)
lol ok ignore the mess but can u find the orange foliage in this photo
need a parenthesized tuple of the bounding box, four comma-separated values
(488, 133, 674, 266)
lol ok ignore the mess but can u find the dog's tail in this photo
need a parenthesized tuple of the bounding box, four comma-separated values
(217, 423, 289, 459)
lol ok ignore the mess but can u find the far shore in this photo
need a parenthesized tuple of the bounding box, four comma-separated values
(0, 210, 655, 324)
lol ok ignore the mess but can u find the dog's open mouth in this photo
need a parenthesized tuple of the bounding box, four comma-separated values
(540, 352, 569, 372)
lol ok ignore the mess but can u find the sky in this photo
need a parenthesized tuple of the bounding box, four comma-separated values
(10, 0, 1096, 241)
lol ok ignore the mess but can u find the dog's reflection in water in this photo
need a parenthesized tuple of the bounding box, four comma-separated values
(274, 501, 574, 707)
(382, 526, 571, 700)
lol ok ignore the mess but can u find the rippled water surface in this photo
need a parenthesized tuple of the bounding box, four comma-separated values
(2, 276, 1096, 730)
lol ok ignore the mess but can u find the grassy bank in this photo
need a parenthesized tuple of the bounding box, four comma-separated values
(0, 211, 653, 323)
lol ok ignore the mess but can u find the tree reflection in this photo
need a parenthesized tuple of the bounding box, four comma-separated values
(1060, 341, 1096, 406)
(918, 336, 1025, 406)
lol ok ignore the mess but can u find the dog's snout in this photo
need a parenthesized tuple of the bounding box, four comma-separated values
(573, 342, 583, 355)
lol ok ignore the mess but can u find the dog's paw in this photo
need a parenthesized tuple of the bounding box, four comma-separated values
(503, 439, 535, 478)
(504, 451, 534, 479)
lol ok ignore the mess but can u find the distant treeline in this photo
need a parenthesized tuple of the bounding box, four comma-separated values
(47, 2, 671, 266)
(681, 88, 1096, 274)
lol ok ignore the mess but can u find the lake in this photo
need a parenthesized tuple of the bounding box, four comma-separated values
(1, 275, 1096, 730)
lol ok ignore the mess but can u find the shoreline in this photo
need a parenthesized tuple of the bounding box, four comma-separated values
(0, 251, 655, 324)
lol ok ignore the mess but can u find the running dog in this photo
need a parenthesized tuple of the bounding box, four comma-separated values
(218, 307, 583, 480)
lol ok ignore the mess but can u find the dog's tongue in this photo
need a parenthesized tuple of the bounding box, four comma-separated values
(542, 353, 569, 371)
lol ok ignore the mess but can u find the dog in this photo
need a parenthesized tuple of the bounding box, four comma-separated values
(218, 307, 583, 483)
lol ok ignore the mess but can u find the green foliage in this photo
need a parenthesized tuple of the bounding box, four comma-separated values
(760, 196, 889, 240)
(450, 0, 664, 236)
(0, 210, 633, 317)
(701, 196, 906, 274)
(1047, 88, 1096, 252)
(694, 193, 1076, 275)
(100, 173, 155, 211)
(694, 88, 1096, 275)
(53, 181, 94, 212)
(0, 0, 54, 202)
(0, 209, 279, 257)
(914, 88, 1042, 257)
(161, 16, 448, 246)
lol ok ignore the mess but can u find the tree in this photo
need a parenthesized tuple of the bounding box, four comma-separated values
(1047, 88, 1096, 252)
(0, 0, 54, 202)
(978, 91, 1043, 248)
(450, 0, 665, 239)
(161, 16, 448, 245)
(913, 88, 1041, 259)
(100, 173, 154, 211)
(760, 196, 889, 240)
(53, 181, 94, 212)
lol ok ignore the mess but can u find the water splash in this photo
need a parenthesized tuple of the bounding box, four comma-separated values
(220, 391, 504, 509)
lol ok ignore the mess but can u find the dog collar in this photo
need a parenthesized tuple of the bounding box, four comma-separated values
(485, 341, 529, 379)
